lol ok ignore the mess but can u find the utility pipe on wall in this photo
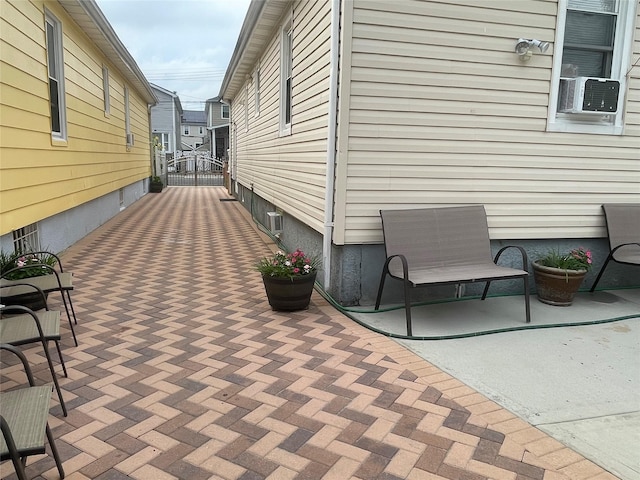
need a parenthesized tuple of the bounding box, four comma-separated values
(323, 0, 341, 290)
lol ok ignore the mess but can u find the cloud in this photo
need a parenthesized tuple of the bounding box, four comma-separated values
(95, 0, 251, 108)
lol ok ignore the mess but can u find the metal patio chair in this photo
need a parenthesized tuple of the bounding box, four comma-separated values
(375, 205, 530, 336)
(0, 298, 68, 417)
(590, 203, 640, 292)
(1, 251, 78, 346)
(0, 344, 65, 479)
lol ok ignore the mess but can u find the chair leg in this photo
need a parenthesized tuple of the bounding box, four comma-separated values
(65, 291, 78, 326)
(46, 424, 65, 479)
(0, 416, 28, 480)
(42, 341, 68, 417)
(58, 291, 78, 347)
(54, 340, 68, 377)
(403, 279, 413, 337)
(375, 271, 388, 310)
(590, 255, 612, 292)
(481, 281, 491, 300)
(523, 275, 531, 323)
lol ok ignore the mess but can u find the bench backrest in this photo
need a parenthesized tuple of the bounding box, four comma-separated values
(380, 205, 493, 271)
(602, 203, 640, 262)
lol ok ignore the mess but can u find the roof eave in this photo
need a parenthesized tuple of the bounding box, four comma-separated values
(219, 0, 289, 102)
(59, 0, 157, 106)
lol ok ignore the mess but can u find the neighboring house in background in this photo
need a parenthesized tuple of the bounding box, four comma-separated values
(150, 83, 183, 159)
(181, 110, 207, 151)
(220, 0, 640, 306)
(205, 96, 230, 160)
(0, 0, 157, 256)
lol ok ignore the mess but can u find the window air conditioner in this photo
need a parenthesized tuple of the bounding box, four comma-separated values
(558, 77, 620, 114)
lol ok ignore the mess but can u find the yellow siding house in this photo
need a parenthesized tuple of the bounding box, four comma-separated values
(221, 0, 640, 306)
(0, 0, 156, 254)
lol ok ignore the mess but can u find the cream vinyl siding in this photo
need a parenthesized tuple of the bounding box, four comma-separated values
(334, 0, 640, 245)
(234, 0, 331, 233)
(0, 0, 152, 234)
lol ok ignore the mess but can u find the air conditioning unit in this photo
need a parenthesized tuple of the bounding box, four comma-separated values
(126, 133, 135, 146)
(558, 77, 620, 114)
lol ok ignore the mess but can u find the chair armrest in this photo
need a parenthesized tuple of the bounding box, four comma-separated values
(2, 264, 65, 290)
(611, 242, 640, 253)
(20, 251, 65, 272)
(384, 253, 410, 279)
(0, 343, 37, 387)
(0, 283, 48, 310)
(493, 245, 529, 271)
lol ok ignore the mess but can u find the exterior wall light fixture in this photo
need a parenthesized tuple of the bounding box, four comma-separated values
(515, 38, 550, 62)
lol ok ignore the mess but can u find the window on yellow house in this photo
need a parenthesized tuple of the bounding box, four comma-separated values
(45, 11, 66, 140)
(13, 224, 40, 253)
(102, 66, 110, 115)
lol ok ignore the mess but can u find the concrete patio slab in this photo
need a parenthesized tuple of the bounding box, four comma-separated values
(349, 292, 640, 479)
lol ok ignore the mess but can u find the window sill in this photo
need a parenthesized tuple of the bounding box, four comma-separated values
(279, 126, 292, 137)
(547, 117, 623, 135)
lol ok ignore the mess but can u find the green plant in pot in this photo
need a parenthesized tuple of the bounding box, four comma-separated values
(532, 247, 593, 306)
(1, 251, 59, 310)
(150, 176, 164, 193)
(256, 249, 320, 311)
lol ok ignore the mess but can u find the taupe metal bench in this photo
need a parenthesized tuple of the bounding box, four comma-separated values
(590, 203, 640, 292)
(375, 205, 530, 336)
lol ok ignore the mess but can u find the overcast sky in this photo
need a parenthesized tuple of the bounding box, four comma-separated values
(95, 0, 252, 110)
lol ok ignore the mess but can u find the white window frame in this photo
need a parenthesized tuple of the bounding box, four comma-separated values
(245, 84, 249, 132)
(154, 132, 169, 151)
(279, 16, 293, 136)
(13, 224, 40, 253)
(254, 66, 261, 117)
(124, 86, 132, 147)
(547, 0, 637, 135)
(45, 10, 66, 141)
(221, 103, 230, 119)
(184, 125, 190, 135)
(102, 65, 110, 116)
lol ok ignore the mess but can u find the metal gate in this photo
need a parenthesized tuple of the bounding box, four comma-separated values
(167, 153, 224, 186)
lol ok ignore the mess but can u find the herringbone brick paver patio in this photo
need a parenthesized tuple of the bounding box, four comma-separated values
(0, 188, 618, 480)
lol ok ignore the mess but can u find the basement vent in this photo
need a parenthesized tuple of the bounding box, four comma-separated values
(267, 211, 283, 235)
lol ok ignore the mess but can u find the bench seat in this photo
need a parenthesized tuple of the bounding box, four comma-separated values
(375, 205, 531, 336)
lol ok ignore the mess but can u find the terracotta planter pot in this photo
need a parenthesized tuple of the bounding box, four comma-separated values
(261, 272, 317, 311)
(532, 261, 587, 306)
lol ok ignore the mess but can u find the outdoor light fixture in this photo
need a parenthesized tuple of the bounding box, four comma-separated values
(515, 38, 550, 61)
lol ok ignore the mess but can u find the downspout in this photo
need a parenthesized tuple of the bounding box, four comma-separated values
(171, 97, 176, 154)
(323, 0, 340, 290)
(148, 105, 155, 178)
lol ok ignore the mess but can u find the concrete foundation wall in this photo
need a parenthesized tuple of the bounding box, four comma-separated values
(228, 184, 639, 307)
(1, 181, 147, 256)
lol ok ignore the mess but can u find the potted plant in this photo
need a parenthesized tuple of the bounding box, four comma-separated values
(256, 249, 320, 311)
(150, 176, 164, 193)
(1, 251, 58, 310)
(532, 247, 593, 306)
